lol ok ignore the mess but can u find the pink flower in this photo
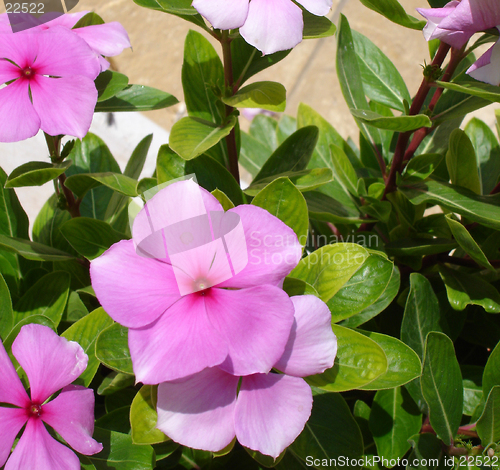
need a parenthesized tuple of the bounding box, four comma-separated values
(0, 12, 131, 71)
(0, 324, 102, 470)
(0, 26, 100, 142)
(155, 295, 337, 457)
(192, 0, 332, 54)
(90, 179, 303, 384)
(467, 32, 500, 85)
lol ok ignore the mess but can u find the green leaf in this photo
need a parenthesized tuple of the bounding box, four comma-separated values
(330, 144, 359, 197)
(282, 277, 319, 297)
(445, 215, 493, 270)
(358, 331, 422, 390)
(95, 406, 131, 434)
(98, 372, 135, 396)
(0, 273, 13, 339)
(421, 332, 463, 444)
(133, 0, 208, 29)
(84, 428, 155, 470)
(436, 80, 500, 103)
(399, 179, 500, 230)
(406, 433, 444, 470)
(222, 81, 286, 112)
(0, 166, 29, 239)
(62, 307, 114, 387)
(446, 129, 481, 194)
(476, 386, 500, 447)
(402, 153, 444, 182)
(359, 0, 425, 30)
(385, 238, 457, 257)
(483, 342, 500, 398)
(291, 393, 364, 467)
(131, 385, 169, 445)
(252, 177, 308, 244)
(369, 387, 422, 464)
(291, 244, 368, 304)
(439, 265, 500, 313)
(169, 116, 236, 161)
(253, 126, 319, 183)
(60, 218, 125, 260)
(13, 271, 70, 327)
(302, 9, 336, 38)
(352, 31, 411, 111)
(95, 84, 178, 112)
(211, 189, 234, 211)
(245, 447, 285, 468)
(65, 172, 138, 199)
(5, 160, 72, 188)
(96, 323, 134, 375)
(329, 253, 394, 322)
(462, 365, 484, 416)
(304, 191, 364, 225)
(0, 234, 74, 262)
(95, 70, 129, 102)
(306, 324, 388, 391)
(72, 11, 105, 27)
(351, 109, 432, 132)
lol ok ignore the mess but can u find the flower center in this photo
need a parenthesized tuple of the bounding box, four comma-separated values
(22, 66, 34, 78)
(28, 403, 43, 418)
(193, 278, 211, 296)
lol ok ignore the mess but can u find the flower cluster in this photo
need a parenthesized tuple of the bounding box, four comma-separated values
(418, 0, 500, 85)
(0, 324, 102, 470)
(91, 179, 337, 457)
(191, 0, 333, 55)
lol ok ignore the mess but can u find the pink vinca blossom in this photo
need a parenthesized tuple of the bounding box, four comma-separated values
(0, 12, 130, 72)
(91, 179, 303, 384)
(0, 26, 100, 142)
(155, 295, 337, 458)
(0, 324, 102, 470)
(192, 0, 332, 54)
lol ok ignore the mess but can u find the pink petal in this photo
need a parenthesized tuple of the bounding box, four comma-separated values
(0, 338, 30, 407)
(0, 13, 12, 32)
(217, 205, 302, 289)
(0, 29, 37, 68)
(5, 418, 80, 470)
(0, 59, 20, 84)
(0, 408, 27, 467)
(296, 0, 332, 16)
(29, 74, 97, 139)
(275, 295, 337, 377)
(0, 79, 40, 143)
(41, 11, 88, 29)
(74, 23, 131, 57)
(206, 286, 295, 376)
(440, 0, 500, 32)
(192, 0, 249, 29)
(41, 385, 102, 456)
(11, 324, 88, 404)
(128, 294, 227, 384)
(90, 240, 182, 328)
(235, 374, 313, 458)
(157, 367, 238, 451)
(240, 0, 303, 55)
(33, 26, 100, 79)
(468, 39, 500, 86)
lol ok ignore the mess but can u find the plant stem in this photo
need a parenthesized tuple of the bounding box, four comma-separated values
(220, 30, 240, 184)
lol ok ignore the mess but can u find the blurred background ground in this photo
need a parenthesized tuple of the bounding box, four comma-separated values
(0, 0, 499, 221)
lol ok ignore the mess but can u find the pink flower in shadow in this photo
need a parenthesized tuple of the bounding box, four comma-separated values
(0, 324, 102, 470)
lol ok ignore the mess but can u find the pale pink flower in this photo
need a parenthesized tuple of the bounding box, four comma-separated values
(0, 324, 102, 470)
(0, 26, 100, 142)
(156, 295, 337, 457)
(192, 0, 332, 54)
(91, 179, 303, 384)
(467, 32, 500, 85)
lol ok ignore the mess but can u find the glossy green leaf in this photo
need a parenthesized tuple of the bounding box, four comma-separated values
(304, 191, 364, 225)
(14, 271, 70, 327)
(169, 116, 236, 161)
(402, 153, 444, 182)
(95, 70, 129, 102)
(439, 265, 500, 313)
(95, 407, 131, 435)
(360, 0, 425, 30)
(0, 273, 13, 339)
(0, 234, 74, 261)
(95, 84, 178, 112)
(385, 238, 457, 257)
(222, 81, 286, 112)
(399, 180, 500, 230)
(283, 277, 319, 297)
(476, 386, 500, 447)
(73, 11, 104, 27)
(369, 387, 421, 464)
(131, 385, 169, 445)
(0, 166, 29, 239)
(252, 177, 308, 244)
(462, 365, 483, 416)
(421, 332, 463, 444)
(62, 307, 114, 386)
(351, 109, 431, 132)
(211, 189, 234, 211)
(445, 215, 493, 270)
(133, 0, 208, 29)
(291, 393, 364, 467)
(330, 144, 359, 197)
(358, 331, 422, 390)
(5, 160, 72, 188)
(98, 372, 136, 396)
(65, 172, 138, 199)
(302, 9, 336, 38)
(483, 342, 500, 398)
(446, 129, 481, 194)
(406, 433, 444, 470)
(96, 323, 134, 375)
(60, 218, 125, 260)
(306, 324, 388, 391)
(436, 80, 500, 103)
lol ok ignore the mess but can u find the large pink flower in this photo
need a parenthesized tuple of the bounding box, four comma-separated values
(91, 179, 303, 384)
(0, 324, 102, 470)
(0, 26, 100, 142)
(155, 295, 337, 458)
(192, 0, 332, 54)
